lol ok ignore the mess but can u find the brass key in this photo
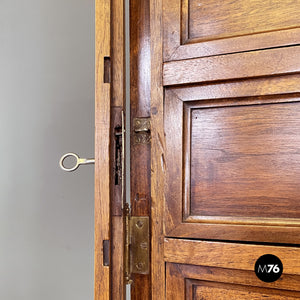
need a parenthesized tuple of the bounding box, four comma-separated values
(59, 153, 95, 172)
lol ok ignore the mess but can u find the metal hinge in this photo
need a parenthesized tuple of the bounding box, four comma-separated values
(124, 203, 150, 284)
(133, 117, 151, 144)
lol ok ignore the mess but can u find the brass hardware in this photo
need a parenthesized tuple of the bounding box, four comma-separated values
(124, 204, 150, 284)
(133, 117, 151, 144)
(130, 216, 149, 274)
(133, 118, 151, 132)
(124, 203, 132, 284)
(59, 153, 95, 172)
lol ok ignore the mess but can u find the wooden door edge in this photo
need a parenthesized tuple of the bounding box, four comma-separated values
(95, 0, 126, 299)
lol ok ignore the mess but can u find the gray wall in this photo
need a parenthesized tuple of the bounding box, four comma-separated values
(0, 0, 94, 299)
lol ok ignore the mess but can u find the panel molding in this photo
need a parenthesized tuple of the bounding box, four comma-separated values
(183, 100, 300, 224)
(163, 0, 300, 61)
(166, 261, 300, 300)
(170, 74, 300, 101)
(163, 46, 300, 86)
(186, 0, 300, 44)
(165, 239, 300, 276)
(164, 76, 300, 243)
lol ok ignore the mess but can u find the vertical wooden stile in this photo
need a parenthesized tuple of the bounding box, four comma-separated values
(149, 0, 165, 298)
(95, 0, 111, 299)
(130, 0, 152, 298)
(111, 0, 125, 299)
(95, 0, 125, 299)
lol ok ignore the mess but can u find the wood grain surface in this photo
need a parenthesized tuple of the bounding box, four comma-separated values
(164, 76, 300, 243)
(95, 0, 125, 299)
(188, 0, 300, 42)
(164, 238, 300, 275)
(191, 281, 300, 299)
(171, 74, 300, 101)
(131, 0, 300, 298)
(166, 245, 300, 299)
(110, 0, 125, 298)
(167, 263, 300, 296)
(150, 0, 166, 298)
(94, 0, 111, 299)
(163, 46, 300, 86)
(163, 0, 300, 61)
(190, 102, 300, 218)
(130, 0, 152, 298)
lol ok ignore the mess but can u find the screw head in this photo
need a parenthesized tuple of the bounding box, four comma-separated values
(140, 242, 148, 250)
(136, 220, 144, 228)
(135, 262, 145, 270)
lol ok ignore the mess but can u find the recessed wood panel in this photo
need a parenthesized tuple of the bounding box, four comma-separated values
(189, 102, 300, 219)
(166, 259, 300, 300)
(164, 76, 300, 243)
(163, 0, 300, 61)
(191, 281, 299, 300)
(188, 0, 300, 43)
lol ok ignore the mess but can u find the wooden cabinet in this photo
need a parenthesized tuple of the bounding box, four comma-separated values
(95, 0, 300, 298)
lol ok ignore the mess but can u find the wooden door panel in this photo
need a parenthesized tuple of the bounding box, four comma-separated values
(191, 282, 299, 300)
(165, 74, 300, 243)
(147, 0, 300, 298)
(189, 102, 300, 219)
(163, 0, 300, 61)
(165, 239, 300, 299)
(188, 0, 299, 42)
(167, 264, 300, 299)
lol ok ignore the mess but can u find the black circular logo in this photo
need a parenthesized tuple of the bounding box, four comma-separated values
(254, 254, 283, 282)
